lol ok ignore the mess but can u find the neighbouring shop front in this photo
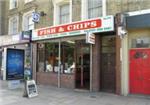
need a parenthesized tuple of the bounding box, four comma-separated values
(32, 15, 119, 93)
(121, 11, 150, 95)
(0, 31, 32, 80)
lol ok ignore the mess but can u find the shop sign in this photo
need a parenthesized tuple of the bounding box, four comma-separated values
(32, 15, 114, 41)
(26, 80, 38, 98)
(0, 34, 30, 46)
(32, 12, 40, 23)
(86, 32, 95, 44)
(21, 30, 32, 40)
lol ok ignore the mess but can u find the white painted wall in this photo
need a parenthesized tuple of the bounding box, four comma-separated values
(121, 35, 129, 96)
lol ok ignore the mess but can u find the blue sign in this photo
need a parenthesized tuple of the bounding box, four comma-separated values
(32, 12, 40, 23)
(6, 48, 25, 80)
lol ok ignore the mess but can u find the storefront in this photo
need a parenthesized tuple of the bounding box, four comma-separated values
(0, 31, 32, 80)
(32, 15, 118, 92)
(120, 10, 150, 95)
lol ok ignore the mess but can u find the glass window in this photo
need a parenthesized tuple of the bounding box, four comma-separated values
(131, 37, 150, 48)
(12, 18, 17, 34)
(10, 0, 17, 9)
(37, 41, 75, 74)
(9, 16, 18, 35)
(60, 4, 70, 24)
(23, 13, 34, 31)
(28, 16, 34, 30)
(45, 43, 59, 72)
(88, 0, 102, 19)
(25, 0, 33, 3)
(61, 41, 75, 74)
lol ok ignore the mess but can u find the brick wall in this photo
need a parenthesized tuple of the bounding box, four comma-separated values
(60, 74, 74, 89)
(36, 72, 58, 86)
(36, 72, 75, 89)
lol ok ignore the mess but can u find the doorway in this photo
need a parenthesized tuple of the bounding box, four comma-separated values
(75, 40, 90, 90)
(129, 49, 150, 95)
(100, 36, 116, 93)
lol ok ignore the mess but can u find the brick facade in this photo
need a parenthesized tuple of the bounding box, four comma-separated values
(1, 0, 150, 95)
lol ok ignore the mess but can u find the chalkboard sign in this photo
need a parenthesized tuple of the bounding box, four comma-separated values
(26, 80, 38, 98)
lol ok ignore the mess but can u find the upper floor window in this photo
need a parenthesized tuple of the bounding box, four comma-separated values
(59, 4, 70, 24)
(53, 0, 71, 25)
(25, 0, 33, 3)
(23, 11, 34, 31)
(9, 16, 19, 35)
(88, 0, 102, 19)
(9, 0, 17, 9)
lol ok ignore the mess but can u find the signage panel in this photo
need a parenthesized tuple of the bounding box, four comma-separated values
(32, 16, 114, 41)
(6, 48, 25, 80)
(86, 32, 95, 44)
(26, 80, 38, 98)
(21, 30, 32, 40)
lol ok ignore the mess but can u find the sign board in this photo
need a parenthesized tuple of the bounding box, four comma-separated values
(6, 48, 25, 80)
(21, 30, 32, 40)
(8, 80, 21, 89)
(32, 12, 40, 23)
(26, 80, 38, 98)
(86, 32, 95, 44)
(32, 15, 114, 41)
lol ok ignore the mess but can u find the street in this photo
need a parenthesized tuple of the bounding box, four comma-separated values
(0, 80, 150, 105)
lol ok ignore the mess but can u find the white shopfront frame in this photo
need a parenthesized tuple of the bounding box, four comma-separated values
(32, 15, 114, 41)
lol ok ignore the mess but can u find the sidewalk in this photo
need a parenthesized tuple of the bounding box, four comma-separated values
(0, 80, 150, 105)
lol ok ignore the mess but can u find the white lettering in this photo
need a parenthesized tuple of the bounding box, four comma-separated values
(91, 21, 97, 27)
(58, 27, 64, 32)
(67, 25, 73, 31)
(50, 28, 56, 33)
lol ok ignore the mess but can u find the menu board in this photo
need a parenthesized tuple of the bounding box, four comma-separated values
(26, 80, 38, 98)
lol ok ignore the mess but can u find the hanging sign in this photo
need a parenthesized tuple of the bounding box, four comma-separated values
(32, 12, 40, 23)
(86, 32, 95, 44)
(21, 30, 32, 40)
(32, 15, 114, 41)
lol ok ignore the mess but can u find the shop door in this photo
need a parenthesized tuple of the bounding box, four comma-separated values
(130, 49, 150, 95)
(75, 40, 90, 90)
(100, 36, 116, 93)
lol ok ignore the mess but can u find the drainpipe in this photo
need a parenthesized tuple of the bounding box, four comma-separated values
(102, 0, 106, 17)
(58, 40, 61, 88)
(90, 44, 93, 92)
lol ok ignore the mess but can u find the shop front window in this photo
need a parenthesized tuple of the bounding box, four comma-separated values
(37, 41, 75, 74)
(61, 42, 75, 73)
(45, 43, 59, 72)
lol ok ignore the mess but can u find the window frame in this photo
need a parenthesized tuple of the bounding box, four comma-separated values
(53, 0, 72, 25)
(59, 4, 70, 24)
(87, 0, 102, 19)
(9, 0, 18, 10)
(24, 0, 34, 4)
(8, 15, 19, 35)
(22, 10, 35, 31)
